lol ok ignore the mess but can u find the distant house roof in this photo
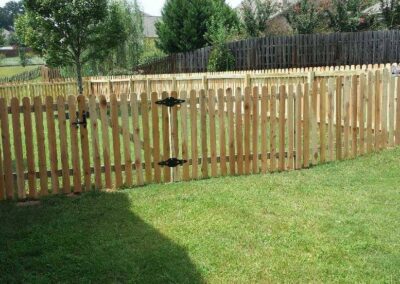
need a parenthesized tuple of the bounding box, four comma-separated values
(143, 13, 160, 38)
(0, 46, 14, 51)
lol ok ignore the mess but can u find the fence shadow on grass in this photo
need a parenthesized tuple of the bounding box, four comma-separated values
(0, 191, 204, 283)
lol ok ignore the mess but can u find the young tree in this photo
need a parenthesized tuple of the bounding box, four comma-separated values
(327, 0, 374, 32)
(380, 0, 400, 29)
(156, 0, 239, 53)
(285, 0, 320, 34)
(16, 0, 126, 94)
(0, 30, 6, 46)
(241, 0, 277, 37)
(206, 1, 237, 72)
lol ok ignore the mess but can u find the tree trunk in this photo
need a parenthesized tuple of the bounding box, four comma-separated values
(75, 59, 84, 95)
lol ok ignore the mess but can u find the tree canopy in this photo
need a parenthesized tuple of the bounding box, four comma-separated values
(241, 0, 278, 37)
(0, 1, 24, 30)
(156, 0, 239, 53)
(16, 0, 127, 93)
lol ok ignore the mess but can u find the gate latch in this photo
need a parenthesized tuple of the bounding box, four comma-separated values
(158, 158, 187, 168)
(156, 97, 185, 107)
(72, 111, 88, 129)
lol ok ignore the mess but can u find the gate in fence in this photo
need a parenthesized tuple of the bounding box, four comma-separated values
(0, 69, 400, 201)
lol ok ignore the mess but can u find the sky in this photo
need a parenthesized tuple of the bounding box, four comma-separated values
(0, 0, 243, 16)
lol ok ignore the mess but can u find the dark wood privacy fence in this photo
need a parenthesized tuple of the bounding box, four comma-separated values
(137, 30, 400, 74)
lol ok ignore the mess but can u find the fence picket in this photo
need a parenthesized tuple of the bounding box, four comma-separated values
(68, 95, 81, 193)
(351, 75, 358, 158)
(180, 91, 190, 181)
(151, 92, 162, 183)
(227, 88, 236, 175)
(209, 90, 218, 177)
(120, 94, 133, 187)
(270, 86, 277, 172)
(279, 85, 286, 171)
(99, 95, 112, 188)
(88, 96, 102, 190)
(244, 87, 251, 174)
(131, 93, 144, 186)
(190, 90, 199, 179)
(295, 84, 302, 169)
(235, 88, 244, 175)
(11, 98, 25, 199)
(23, 97, 37, 197)
(303, 83, 310, 167)
(200, 89, 208, 178)
(287, 85, 294, 170)
(261, 86, 268, 173)
(218, 89, 227, 176)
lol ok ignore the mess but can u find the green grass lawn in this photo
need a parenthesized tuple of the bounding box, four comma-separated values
(0, 65, 39, 77)
(1, 148, 399, 283)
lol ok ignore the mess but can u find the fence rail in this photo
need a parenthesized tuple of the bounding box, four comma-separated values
(136, 30, 400, 74)
(0, 68, 399, 201)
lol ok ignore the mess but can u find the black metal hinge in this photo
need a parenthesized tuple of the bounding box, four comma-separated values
(155, 97, 185, 107)
(158, 158, 187, 168)
(72, 111, 88, 129)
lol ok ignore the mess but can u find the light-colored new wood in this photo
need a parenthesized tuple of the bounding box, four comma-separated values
(343, 77, 351, 158)
(11, 98, 25, 199)
(303, 83, 310, 167)
(252, 87, 259, 173)
(279, 85, 286, 171)
(208, 89, 218, 177)
(359, 74, 366, 155)
(295, 84, 302, 169)
(190, 90, 199, 179)
(287, 84, 294, 170)
(0, 98, 14, 198)
(327, 78, 335, 161)
(244, 87, 251, 174)
(68, 95, 81, 193)
(311, 80, 318, 164)
(226, 88, 236, 175)
(99, 95, 112, 188)
(77, 95, 91, 191)
(381, 69, 389, 148)
(161, 91, 171, 182)
(270, 85, 277, 172)
(367, 71, 374, 152)
(218, 89, 227, 176)
(351, 75, 358, 158)
(336, 77, 343, 160)
(131, 93, 144, 186)
(110, 93, 123, 188)
(180, 91, 190, 181)
(45, 96, 59, 194)
(388, 74, 395, 147)
(375, 70, 381, 151)
(200, 89, 208, 178)
(151, 92, 162, 183)
(141, 92, 153, 183)
(23, 97, 37, 197)
(235, 87, 244, 175)
(120, 93, 133, 187)
(88, 95, 102, 189)
(319, 79, 327, 163)
(396, 77, 400, 145)
(261, 86, 268, 173)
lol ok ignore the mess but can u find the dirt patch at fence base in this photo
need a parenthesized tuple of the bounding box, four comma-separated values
(17, 200, 41, 207)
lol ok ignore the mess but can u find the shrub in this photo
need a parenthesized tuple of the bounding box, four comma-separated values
(207, 45, 235, 72)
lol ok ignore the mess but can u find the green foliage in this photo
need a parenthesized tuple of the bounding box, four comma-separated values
(241, 0, 278, 37)
(285, 0, 321, 34)
(206, 0, 236, 72)
(207, 45, 235, 72)
(17, 0, 126, 93)
(140, 39, 166, 65)
(18, 46, 29, 67)
(380, 0, 400, 29)
(156, 0, 239, 53)
(0, 1, 24, 30)
(0, 54, 5, 64)
(0, 30, 6, 46)
(327, 0, 374, 32)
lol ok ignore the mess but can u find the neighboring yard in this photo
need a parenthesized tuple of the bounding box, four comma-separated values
(0, 148, 399, 283)
(0, 65, 39, 77)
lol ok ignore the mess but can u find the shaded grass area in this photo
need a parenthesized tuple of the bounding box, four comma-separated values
(1, 148, 400, 282)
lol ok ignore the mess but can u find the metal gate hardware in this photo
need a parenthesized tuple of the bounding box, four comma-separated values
(72, 111, 88, 129)
(155, 97, 185, 107)
(158, 158, 187, 168)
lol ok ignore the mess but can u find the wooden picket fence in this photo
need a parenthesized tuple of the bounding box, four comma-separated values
(0, 69, 399, 201)
(0, 63, 395, 103)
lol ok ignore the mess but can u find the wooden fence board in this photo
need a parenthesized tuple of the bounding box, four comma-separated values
(120, 94, 133, 187)
(190, 90, 199, 179)
(180, 91, 190, 181)
(279, 85, 286, 171)
(99, 95, 112, 188)
(227, 88, 236, 175)
(200, 90, 208, 178)
(295, 84, 302, 169)
(23, 97, 37, 197)
(209, 89, 218, 177)
(68, 95, 81, 193)
(78, 95, 91, 191)
(270, 86, 277, 172)
(111, 94, 123, 187)
(218, 89, 227, 176)
(151, 92, 162, 183)
(88, 96, 102, 189)
(261, 86, 268, 173)
(235, 88, 244, 175)
(11, 98, 25, 199)
(244, 87, 251, 174)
